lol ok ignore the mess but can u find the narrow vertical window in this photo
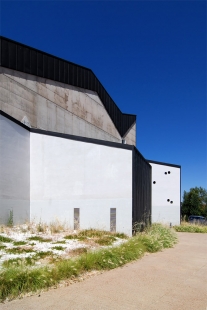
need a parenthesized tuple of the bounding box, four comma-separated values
(110, 208, 116, 232)
(74, 208, 80, 230)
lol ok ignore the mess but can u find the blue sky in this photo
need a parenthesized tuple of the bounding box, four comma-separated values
(0, 1, 206, 197)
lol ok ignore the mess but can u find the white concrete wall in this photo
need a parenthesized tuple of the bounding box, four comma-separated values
(124, 123, 136, 146)
(150, 162, 180, 225)
(0, 115, 30, 224)
(30, 133, 133, 235)
(0, 67, 122, 143)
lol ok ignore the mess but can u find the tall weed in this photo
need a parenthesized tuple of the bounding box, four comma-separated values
(138, 224, 177, 252)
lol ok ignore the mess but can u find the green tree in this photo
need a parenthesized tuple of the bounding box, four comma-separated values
(181, 187, 207, 218)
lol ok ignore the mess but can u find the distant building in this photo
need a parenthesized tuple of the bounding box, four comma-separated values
(0, 37, 181, 235)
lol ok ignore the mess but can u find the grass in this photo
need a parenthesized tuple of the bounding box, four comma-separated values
(27, 236, 52, 242)
(70, 247, 87, 256)
(7, 210, 14, 228)
(138, 224, 177, 252)
(95, 236, 117, 246)
(13, 241, 27, 246)
(6, 247, 34, 254)
(34, 251, 53, 259)
(34, 220, 68, 234)
(2, 258, 25, 268)
(64, 235, 79, 240)
(78, 229, 127, 239)
(12, 220, 69, 235)
(52, 246, 65, 251)
(2, 251, 53, 268)
(64, 229, 128, 242)
(0, 235, 13, 243)
(65, 233, 117, 246)
(49, 220, 68, 234)
(174, 222, 207, 233)
(0, 224, 177, 302)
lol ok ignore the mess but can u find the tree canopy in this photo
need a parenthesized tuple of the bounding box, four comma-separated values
(181, 187, 207, 218)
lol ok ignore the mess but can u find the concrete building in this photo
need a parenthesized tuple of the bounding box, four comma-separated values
(0, 37, 181, 235)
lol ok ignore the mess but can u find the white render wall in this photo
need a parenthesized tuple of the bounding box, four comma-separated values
(150, 162, 180, 226)
(30, 133, 133, 235)
(0, 115, 30, 224)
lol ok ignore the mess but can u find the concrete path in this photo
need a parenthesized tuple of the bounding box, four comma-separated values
(1, 233, 207, 310)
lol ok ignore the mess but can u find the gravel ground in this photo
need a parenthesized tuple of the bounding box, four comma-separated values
(1, 232, 207, 310)
(0, 224, 126, 269)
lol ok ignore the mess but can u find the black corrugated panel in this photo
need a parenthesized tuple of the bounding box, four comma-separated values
(133, 147, 152, 229)
(9, 41, 16, 69)
(48, 56, 54, 80)
(43, 54, 48, 78)
(17, 45, 24, 72)
(84, 69, 89, 90)
(37, 52, 43, 77)
(0, 36, 136, 137)
(31, 50, 37, 76)
(59, 60, 64, 83)
(1, 39, 9, 67)
(24, 47, 31, 73)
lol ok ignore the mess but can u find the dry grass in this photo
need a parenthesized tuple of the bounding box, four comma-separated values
(70, 247, 88, 257)
(0, 224, 177, 302)
(0, 220, 72, 236)
(174, 222, 207, 233)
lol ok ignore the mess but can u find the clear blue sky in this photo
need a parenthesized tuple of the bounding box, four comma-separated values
(0, 1, 206, 198)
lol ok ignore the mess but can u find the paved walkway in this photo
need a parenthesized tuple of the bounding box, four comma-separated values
(1, 233, 207, 310)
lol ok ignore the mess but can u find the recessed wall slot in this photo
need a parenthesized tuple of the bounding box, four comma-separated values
(74, 208, 80, 230)
(110, 208, 116, 232)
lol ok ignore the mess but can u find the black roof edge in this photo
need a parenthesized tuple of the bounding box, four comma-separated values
(0, 35, 92, 71)
(0, 36, 136, 137)
(0, 110, 133, 151)
(147, 159, 181, 168)
(122, 112, 137, 117)
(0, 110, 31, 131)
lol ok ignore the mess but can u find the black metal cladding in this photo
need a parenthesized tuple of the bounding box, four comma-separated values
(133, 147, 151, 226)
(0, 36, 136, 137)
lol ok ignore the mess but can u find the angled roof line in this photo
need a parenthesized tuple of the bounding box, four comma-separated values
(0, 110, 133, 151)
(148, 159, 181, 168)
(0, 36, 136, 137)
